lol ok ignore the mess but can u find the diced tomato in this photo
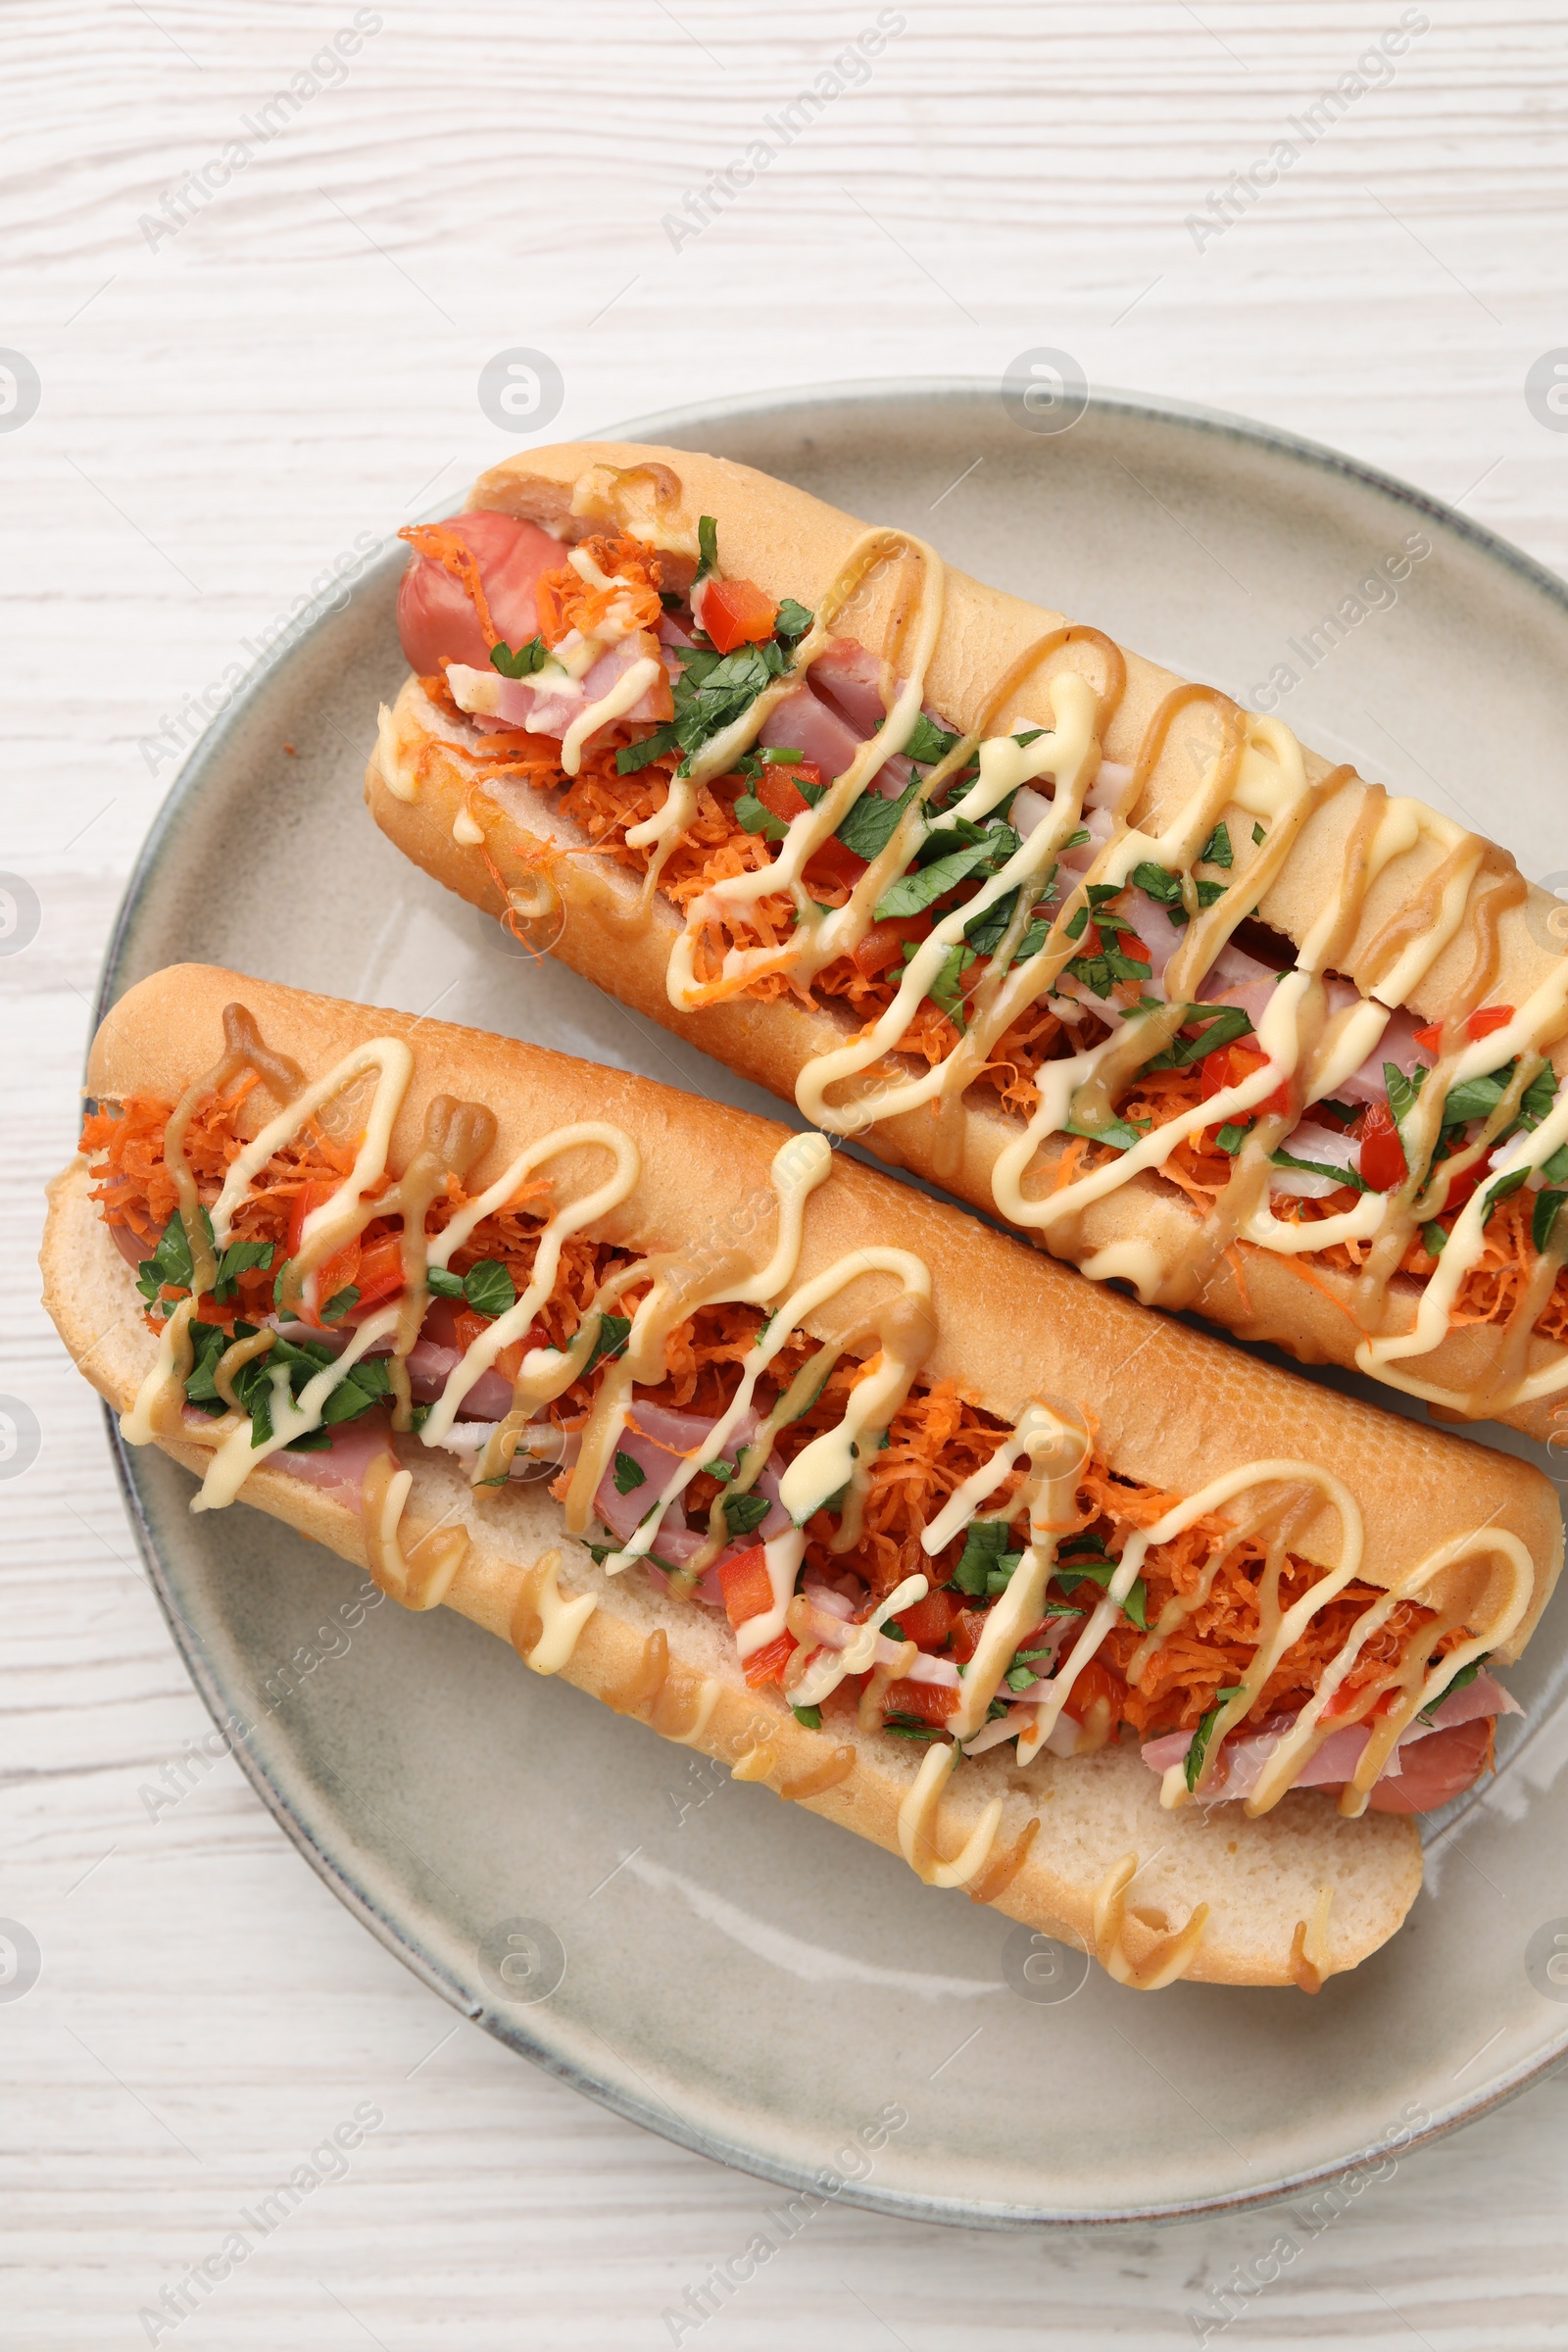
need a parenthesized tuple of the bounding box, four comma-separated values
(1356, 1098, 1409, 1193)
(948, 1606, 991, 1665)
(1413, 1004, 1514, 1055)
(718, 1544, 773, 1634)
(1119, 932, 1152, 965)
(351, 1232, 407, 1313)
(1199, 1042, 1291, 1122)
(286, 1179, 336, 1256)
(743, 1631, 798, 1690)
(1060, 1659, 1126, 1728)
(854, 913, 931, 980)
(896, 1589, 959, 1651)
(285, 1181, 359, 1326)
(453, 1304, 527, 1382)
(754, 760, 822, 825)
(805, 834, 867, 895)
(697, 575, 778, 654)
(1435, 1155, 1487, 1216)
(882, 1677, 959, 1727)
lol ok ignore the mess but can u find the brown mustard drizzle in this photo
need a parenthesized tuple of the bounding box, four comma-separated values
(1093, 1854, 1209, 1992)
(1289, 1887, 1336, 1994)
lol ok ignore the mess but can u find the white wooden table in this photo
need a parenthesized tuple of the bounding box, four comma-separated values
(6, 3, 1568, 2342)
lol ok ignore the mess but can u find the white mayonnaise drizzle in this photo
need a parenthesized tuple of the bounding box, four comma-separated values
(420, 1123, 641, 1443)
(561, 655, 664, 778)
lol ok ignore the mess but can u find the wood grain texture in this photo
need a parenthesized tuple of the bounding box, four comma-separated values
(5, 1, 1568, 2343)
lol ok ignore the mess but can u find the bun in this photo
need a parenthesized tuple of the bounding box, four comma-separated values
(366, 439, 1568, 1438)
(43, 1141, 1421, 1988)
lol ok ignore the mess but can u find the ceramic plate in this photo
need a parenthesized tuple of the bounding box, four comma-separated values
(97, 381, 1568, 2226)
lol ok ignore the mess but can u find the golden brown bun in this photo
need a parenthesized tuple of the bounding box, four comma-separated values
(43, 1141, 1422, 1989)
(366, 438, 1568, 1435)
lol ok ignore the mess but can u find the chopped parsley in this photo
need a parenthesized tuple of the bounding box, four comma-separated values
(1130, 859, 1228, 927)
(134, 1208, 203, 1307)
(1533, 1189, 1568, 1253)
(693, 514, 718, 583)
(1185, 1686, 1248, 1792)
(733, 789, 789, 843)
(1063, 1113, 1149, 1153)
(875, 829, 1010, 921)
(615, 634, 798, 777)
(722, 1491, 772, 1538)
(135, 1210, 275, 1314)
(582, 1313, 631, 1374)
(489, 634, 550, 678)
(320, 1285, 360, 1324)
(1051, 1554, 1148, 1630)
(952, 1518, 1021, 1598)
(190, 1324, 391, 1452)
(212, 1238, 273, 1304)
(1142, 1004, 1254, 1074)
(903, 713, 961, 766)
(836, 774, 923, 863)
(1199, 821, 1233, 869)
(773, 597, 814, 644)
(1443, 1057, 1557, 1138)
(455, 1259, 515, 1320)
(1269, 1147, 1368, 1193)
(791, 1703, 823, 1730)
(612, 1450, 646, 1494)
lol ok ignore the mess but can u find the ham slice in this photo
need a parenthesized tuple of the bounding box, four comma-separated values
(268, 1414, 393, 1507)
(449, 632, 674, 741)
(1337, 1004, 1429, 1106)
(1140, 1669, 1519, 1802)
(397, 511, 565, 674)
(757, 637, 939, 798)
(590, 1400, 790, 1566)
(758, 680, 862, 787)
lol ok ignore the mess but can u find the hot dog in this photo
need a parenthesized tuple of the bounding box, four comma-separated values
(367, 440, 1568, 1440)
(43, 966, 1560, 1989)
